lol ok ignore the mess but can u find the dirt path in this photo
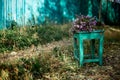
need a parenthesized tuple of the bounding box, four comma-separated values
(0, 37, 120, 80)
(0, 26, 120, 63)
(0, 38, 72, 63)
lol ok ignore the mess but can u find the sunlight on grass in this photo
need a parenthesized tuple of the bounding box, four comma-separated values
(0, 24, 120, 79)
(0, 23, 71, 53)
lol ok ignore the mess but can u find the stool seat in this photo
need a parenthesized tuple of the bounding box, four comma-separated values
(73, 30, 104, 66)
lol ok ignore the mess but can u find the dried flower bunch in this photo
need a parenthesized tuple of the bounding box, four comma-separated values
(71, 15, 97, 33)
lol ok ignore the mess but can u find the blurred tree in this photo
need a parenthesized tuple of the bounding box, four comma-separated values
(98, 0, 102, 22)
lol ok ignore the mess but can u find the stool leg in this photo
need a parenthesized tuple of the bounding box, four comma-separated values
(73, 38, 78, 59)
(91, 39, 95, 58)
(99, 37, 104, 65)
(79, 39, 84, 66)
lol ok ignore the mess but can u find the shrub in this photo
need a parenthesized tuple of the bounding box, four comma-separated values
(37, 25, 69, 44)
(0, 57, 50, 80)
(0, 24, 70, 52)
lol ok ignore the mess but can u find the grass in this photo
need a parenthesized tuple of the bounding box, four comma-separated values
(0, 40, 119, 80)
(0, 24, 120, 79)
(0, 23, 71, 53)
(0, 56, 51, 79)
(0, 43, 78, 80)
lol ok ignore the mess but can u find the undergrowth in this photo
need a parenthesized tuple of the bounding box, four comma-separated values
(0, 24, 71, 53)
(0, 44, 76, 80)
(0, 24, 119, 79)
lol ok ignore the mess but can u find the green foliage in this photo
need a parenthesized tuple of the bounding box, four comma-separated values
(0, 24, 70, 52)
(37, 24, 70, 44)
(0, 29, 38, 52)
(0, 57, 50, 80)
(37, 26, 62, 44)
(19, 57, 50, 79)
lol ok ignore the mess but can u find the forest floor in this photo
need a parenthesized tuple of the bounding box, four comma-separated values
(0, 26, 120, 80)
(0, 37, 120, 80)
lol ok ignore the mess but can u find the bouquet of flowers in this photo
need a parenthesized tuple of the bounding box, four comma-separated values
(71, 15, 98, 33)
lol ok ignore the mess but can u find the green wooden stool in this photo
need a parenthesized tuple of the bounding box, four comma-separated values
(73, 30, 104, 66)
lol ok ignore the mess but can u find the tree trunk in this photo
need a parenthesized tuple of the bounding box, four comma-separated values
(99, 0, 102, 21)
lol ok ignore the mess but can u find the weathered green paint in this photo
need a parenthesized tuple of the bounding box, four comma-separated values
(73, 30, 104, 66)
